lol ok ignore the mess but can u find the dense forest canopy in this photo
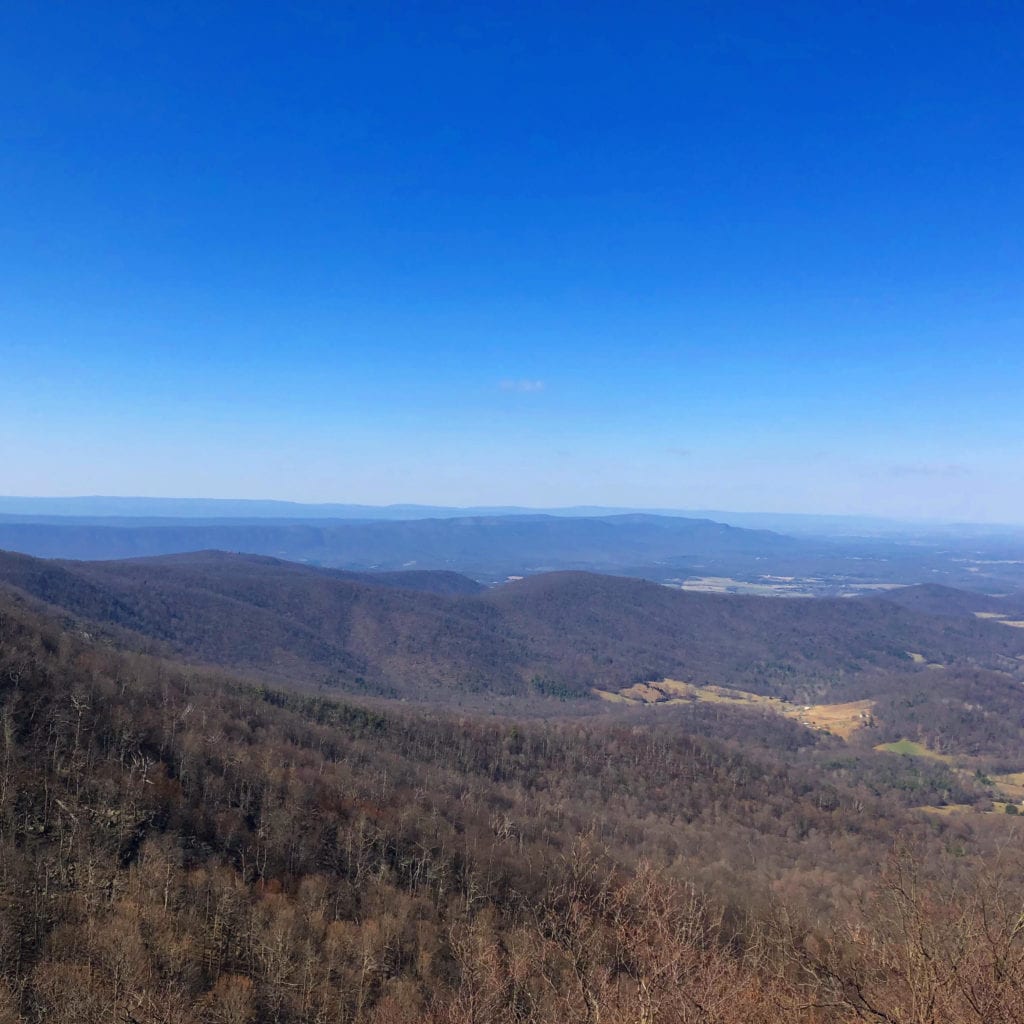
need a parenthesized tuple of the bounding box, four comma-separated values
(0, 582, 1023, 1022)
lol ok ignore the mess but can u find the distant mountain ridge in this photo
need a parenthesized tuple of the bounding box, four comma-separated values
(0, 512, 797, 573)
(4, 495, 1021, 536)
(5, 508, 1024, 593)
(0, 496, 642, 519)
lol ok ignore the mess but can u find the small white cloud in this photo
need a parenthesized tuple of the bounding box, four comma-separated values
(500, 379, 545, 393)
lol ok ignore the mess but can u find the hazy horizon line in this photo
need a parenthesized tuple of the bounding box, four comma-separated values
(1, 494, 1022, 530)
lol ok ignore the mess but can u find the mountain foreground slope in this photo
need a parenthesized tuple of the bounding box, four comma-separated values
(0, 585, 1022, 1022)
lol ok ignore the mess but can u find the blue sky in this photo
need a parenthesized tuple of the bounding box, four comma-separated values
(2, 3, 1022, 520)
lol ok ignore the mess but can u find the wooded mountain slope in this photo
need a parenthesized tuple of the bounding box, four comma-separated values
(2, 548, 1024, 764)
(873, 581, 1024, 618)
(1, 549, 1023, 707)
(1, 590, 1022, 1023)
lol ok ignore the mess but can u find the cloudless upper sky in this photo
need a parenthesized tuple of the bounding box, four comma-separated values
(2, 2, 1023, 520)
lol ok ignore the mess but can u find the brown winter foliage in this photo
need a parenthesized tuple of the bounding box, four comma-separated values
(1, 589, 1023, 1022)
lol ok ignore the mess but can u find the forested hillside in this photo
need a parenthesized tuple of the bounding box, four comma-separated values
(2, 550, 1024, 767)
(873, 582, 1024, 619)
(0, 591, 1022, 1023)
(2, 550, 1023, 706)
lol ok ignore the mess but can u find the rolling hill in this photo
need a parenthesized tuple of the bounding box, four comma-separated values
(2, 550, 1023, 718)
(872, 582, 1024, 619)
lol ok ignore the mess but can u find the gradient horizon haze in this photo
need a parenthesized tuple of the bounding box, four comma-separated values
(2, 4, 1022, 522)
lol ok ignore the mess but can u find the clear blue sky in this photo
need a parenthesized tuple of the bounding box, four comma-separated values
(2, 3, 1022, 520)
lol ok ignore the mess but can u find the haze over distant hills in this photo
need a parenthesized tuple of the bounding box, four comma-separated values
(0, 512, 792, 569)
(2, 498, 1024, 593)
(4, 494, 1024, 535)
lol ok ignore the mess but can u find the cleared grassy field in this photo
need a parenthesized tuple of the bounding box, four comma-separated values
(595, 680, 874, 739)
(796, 699, 874, 739)
(992, 801, 1023, 815)
(918, 802, 1024, 820)
(678, 576, 815, 597)
(917, 803, 976, 816)
(992, 772, 1024, 804)
(970, 612, 1024, 628)
(881, 754, 1024, 814)
(874, 738, 955, 762)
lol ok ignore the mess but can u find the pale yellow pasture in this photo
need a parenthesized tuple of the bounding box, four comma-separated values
(918, 803, 1023, 821)
(795, 699, 875, 740)
(593, 679, 874, 739)
(593, 689, 631, 704)
(917, 804, 976, 817)
(993, 773, 1024, 803)
(618, 682, 673, 703)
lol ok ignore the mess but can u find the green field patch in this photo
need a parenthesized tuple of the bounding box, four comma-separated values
(875, 739, 955, 762)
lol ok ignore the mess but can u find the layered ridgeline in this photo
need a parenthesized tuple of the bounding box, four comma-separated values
(0, 512, 799, 577)
(0, 586, 1022, 1023)
(2, 548, 1024, 759)
(4, 510, 1024, 593)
